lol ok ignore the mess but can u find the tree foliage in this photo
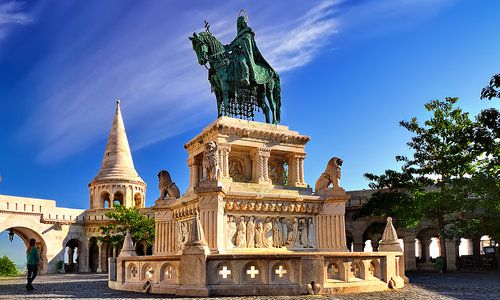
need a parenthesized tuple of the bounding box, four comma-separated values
(99, 205, 155, 248)
(0, 256, 19, 277)
(356, 93, 500, 270)
(480, 73, 500, 100)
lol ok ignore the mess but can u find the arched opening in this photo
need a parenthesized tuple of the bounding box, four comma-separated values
(458, 238, 473, 256)
(363, 240, 373, 252)
(113, 192, 124, 206)
(88, 237, 99, 272)
(136, 243, 145, 256)
(101, 192, 111, 208)
(480, 235, 493, 254)
(345, 231, 354, 252)
(362, 222, 385, 252)
(429, 237, 441, 260)
(134, 193, 142, 208)
(64, 239, 81, 273)
(0, 227, 48, 273)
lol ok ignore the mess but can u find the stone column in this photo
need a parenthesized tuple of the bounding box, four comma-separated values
(352, 242, 364, 252)
(446, 239, 457, 271)
(287, 154, 307, 187)
(96, 241, 103, 272)
(219, 144, 231, 179)
(403, 234, 417, 271)
(252, 148, 271, 184)
(109, 194, 115, 208)
(187, 156, 201, 190)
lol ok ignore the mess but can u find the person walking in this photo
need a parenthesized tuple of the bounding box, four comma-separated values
(26, 238, 39, 291)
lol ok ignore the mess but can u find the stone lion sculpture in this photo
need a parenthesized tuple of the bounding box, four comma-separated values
(203, 141, 220, 181)
(158, 170, 180, 199)
(314, 157, 343, 192)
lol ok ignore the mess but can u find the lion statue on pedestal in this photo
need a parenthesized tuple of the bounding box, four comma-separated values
(158, 170, 180, 199)
(315, 157, 343, 192)
(203, 141, 220, 181)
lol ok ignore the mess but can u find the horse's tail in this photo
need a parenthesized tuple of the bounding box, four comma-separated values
(273, 73, 282, 123)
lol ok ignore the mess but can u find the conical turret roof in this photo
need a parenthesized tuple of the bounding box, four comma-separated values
(91, 100, 144, 184)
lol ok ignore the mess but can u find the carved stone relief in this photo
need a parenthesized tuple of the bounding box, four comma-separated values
(225, 215, 316, 249)
(228, 157, 246, 182)
(177, 220, 192, 251)
(268, 157, 287, 185)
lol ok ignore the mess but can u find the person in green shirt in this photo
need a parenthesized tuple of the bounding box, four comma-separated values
(26, 238, 39, 291)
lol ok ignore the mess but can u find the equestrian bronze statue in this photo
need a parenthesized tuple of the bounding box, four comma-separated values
(190, 14, 282, 124)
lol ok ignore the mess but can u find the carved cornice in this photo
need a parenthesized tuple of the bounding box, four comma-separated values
(184, 120, 310, 152)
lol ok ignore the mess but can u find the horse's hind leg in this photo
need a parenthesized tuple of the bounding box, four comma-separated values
(266, 81, 277, 124)
(258, 85, 270, 123)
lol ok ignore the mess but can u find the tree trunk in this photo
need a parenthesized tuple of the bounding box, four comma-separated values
(439, 221, 448, 273)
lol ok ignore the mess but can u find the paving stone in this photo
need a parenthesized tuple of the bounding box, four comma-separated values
(0, 272, 499, 300)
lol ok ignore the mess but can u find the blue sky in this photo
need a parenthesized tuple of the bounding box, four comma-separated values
(0, 0, 499, 217)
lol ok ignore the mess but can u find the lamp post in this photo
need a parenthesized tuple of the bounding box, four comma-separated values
(8, 228, 14, 242)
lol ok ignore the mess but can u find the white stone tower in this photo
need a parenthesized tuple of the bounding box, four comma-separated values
(88, 100, 146, 209)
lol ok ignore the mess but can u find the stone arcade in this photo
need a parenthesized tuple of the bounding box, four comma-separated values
(108, 117, 407, 296)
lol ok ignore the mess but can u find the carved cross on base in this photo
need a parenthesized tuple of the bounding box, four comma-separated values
(130, 266, 138, 278)
(246, 266, 259, 278)
(219, 266, 232, 279)
(275, 265, 287, 278)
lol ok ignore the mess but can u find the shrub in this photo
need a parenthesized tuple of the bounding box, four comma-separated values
(0, 256, 19, 277)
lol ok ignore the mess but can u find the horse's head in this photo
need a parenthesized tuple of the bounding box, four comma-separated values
(189, 32, 210, 65)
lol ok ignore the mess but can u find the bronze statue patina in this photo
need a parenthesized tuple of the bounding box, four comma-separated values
(190, 12, 282, 124)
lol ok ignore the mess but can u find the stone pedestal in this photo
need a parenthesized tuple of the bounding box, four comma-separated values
(316, 188, 350, 251)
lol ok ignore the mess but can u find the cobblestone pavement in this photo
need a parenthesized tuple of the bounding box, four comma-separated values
(0, 272, 499, 300)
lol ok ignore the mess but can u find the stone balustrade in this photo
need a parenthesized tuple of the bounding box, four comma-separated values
(109, 251, 406, 296)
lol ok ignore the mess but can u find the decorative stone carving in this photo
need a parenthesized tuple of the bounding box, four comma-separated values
(315, 157, 343, 192)
(235, 216, 247, 248)
(119, 230, 136, 257)
(379, 217, 402, 252)
(203, 141, 220, 181)
(226, 214, 315, 249)
(158, 170, 180, 199)
(226, 216, 237, 248)
(246, 216, 255, 248)
(269, 158, 287, 185)
(177, 221, 191, 251)
(228, 157, 246, 182)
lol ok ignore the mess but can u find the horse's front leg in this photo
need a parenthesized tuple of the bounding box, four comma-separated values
(222, 87, 229, 116)
(258, 85, 270, 123)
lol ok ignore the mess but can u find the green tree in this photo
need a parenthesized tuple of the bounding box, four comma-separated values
(0, 256, 19, 277)
(356, 97, 482, 272)
(99, 205, 155, 253)
(480, 73, 500, 100)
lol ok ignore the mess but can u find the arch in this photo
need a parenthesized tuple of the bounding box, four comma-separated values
(88, 237, 99, 272)
(64, 238, 82, 273)
(0, 226, 48, 274)
(326, 261, 343, 281)
(127, 263, 139, 281)
(350, 260, 363, 280)
(101, 192, 111, 208)
(113, 191, 124, 206)
(160, 263, 178, 283)
(362, 222, 385, 251)
(458, 238, 473, 256)
(369, 259, 382, 280)
(134, 193, 142, 208)
(141, 263, 155, 282)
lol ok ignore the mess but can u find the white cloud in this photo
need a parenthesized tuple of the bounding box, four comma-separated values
(0, 1, 32, 40)
(18, 0, 453, 163)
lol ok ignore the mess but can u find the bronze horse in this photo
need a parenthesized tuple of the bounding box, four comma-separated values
(190, 31, 281, 124)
